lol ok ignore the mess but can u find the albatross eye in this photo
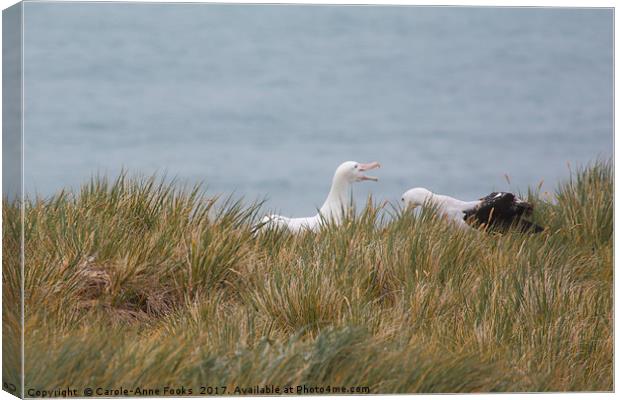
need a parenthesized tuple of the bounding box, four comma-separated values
(354, 164, 359, 169)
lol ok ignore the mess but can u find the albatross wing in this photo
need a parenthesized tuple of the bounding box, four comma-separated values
(465, 192, 543, 233)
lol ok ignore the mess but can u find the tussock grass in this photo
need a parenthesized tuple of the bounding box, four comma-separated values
(3, 160, 613, 393)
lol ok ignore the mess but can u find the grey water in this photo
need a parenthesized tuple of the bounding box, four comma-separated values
(19, 3, 612, 216)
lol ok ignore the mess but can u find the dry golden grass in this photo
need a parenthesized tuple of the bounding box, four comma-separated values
(2, 160, 613, 395)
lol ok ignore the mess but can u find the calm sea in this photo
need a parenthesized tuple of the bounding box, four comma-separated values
(20, 3, 613, 215)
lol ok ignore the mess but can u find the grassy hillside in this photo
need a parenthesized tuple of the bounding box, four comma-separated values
(3, 160, 613, 394)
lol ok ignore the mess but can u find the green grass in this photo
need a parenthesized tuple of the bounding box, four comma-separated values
(3, 160, 613, 394)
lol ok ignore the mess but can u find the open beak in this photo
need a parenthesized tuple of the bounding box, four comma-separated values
(358, 161, 381, 181)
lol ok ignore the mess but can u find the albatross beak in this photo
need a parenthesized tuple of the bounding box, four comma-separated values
(358, 161, 381, 181)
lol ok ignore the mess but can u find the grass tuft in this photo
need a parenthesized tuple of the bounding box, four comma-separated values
(2, 159, 613, 393)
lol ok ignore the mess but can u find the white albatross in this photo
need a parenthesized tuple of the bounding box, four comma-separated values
(258, 161, 381, 233)
(401, 188, 543, 232)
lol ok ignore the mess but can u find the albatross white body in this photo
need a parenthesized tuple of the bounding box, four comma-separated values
(401, 188, 480, 229)
(260, 161, 381, 233)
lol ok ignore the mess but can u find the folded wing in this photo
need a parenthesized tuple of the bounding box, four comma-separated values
(464, 192, 543, 233)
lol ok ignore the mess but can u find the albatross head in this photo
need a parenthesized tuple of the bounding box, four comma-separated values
(335, 161, 381, 183)
(320, 160, 381, 222)
(401, 187, 433, 209)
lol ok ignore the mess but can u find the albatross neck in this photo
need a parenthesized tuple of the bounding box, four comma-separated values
(432, 193, 480, 210)
(319, 173, 352, 221)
